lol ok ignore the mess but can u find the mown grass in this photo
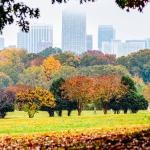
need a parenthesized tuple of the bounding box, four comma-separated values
(0, 110, 150, 135)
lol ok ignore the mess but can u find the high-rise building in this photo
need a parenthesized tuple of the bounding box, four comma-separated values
(17, 32, 29, 51)
(125, 40, 146, 54)
(101, 41, 112, 54)
(117, 40, 146, 57)
(86, 35, 93, 50)
(98, 25, 115, 50)
(17, 25, 53, 53)
(111, 40, 122, 56)
(145, 39, 150, 49)
(62, 10, 86, 54)
(0, 37, 4, 50)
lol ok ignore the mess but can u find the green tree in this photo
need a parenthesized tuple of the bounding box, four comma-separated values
(39, 47, 62, 57)
(50, 78, 77, 116)
(18, 66, 50, 89)
(0, 72, 13, 88)
(120, 75, 148, 113)
(50, 78, 65, 116)
(78, 65, 130, 77)
(54, 51, 80, 67)
(117, 49, 150, 82)
(52, 65, 78, 81)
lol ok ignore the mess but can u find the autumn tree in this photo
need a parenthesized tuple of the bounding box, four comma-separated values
(0, 48, 26, 84)
(80, 50, 116, 67)
(94, 75, 127, 114)
(22, 53, 42, 68)
(133, 76, 146, 94)
(143, 84, 150, 103)
(0, 72, 13, 88)
(41, 56, 61, 81)
(61, 76, 95, 116)
(17, 86, 55, 118)
(54, 51, 80, 68)
(0, 89, 15, 118)
(7, 84, 31, 94)
(19, 66, 50, 89)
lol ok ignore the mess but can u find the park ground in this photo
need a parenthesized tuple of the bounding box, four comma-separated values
(0, 110, 150, 135)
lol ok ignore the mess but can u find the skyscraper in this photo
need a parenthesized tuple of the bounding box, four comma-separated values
(17, 25, 53, 53)
(98, 25, 115, 50)
(145, 39, 150, 49)
(125, 40, 146, 54)
(17, 32, 29, 51)
(0, 37, 4, 50)
(62, 10, 86, 54)
(86, 35, 93, 50)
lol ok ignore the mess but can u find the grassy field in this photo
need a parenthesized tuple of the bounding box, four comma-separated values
(0, 110, 150, 135)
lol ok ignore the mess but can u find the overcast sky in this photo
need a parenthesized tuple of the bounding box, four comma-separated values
(1, 0, 150, 49)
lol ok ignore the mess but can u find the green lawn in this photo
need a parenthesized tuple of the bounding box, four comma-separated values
(0, 110, 150, 135)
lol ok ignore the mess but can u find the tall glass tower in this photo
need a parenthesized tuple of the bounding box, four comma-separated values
(86, 35, 93, 50)
(62, 10, 86, 54)
(98, 25, 115, 50)
(17, 25, 53, 53)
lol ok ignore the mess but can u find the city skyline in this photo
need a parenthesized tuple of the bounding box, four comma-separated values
(1, 23, 150, 57)
(1, 0, 150, 49)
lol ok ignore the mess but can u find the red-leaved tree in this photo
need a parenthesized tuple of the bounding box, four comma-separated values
(61, 76, 95, 116)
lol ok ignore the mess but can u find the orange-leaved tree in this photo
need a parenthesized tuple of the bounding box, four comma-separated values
(61, 76, 95, 116)
(93, 75, 127, 114)
(17, 86, 55, 118)
(143, 84, 150, 104)
(41, 56, 61, 81)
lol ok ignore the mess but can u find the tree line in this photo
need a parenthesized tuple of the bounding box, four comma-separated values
(0, 48, 150, 118)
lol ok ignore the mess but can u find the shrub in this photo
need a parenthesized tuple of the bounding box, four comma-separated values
(0, 89, 15, 118)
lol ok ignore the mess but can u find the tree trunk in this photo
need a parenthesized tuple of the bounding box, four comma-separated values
(103, 102, 108, 114)
(48, 108, 55, 117)
(0, 112, 6, 118)
(131, 109, 138, 113)
(77, 101, 82, 116)
(58, 110, 62, 117)
(103, 108, 107, 114)
(124, 109, 128, 114)
(28, 110, 35, 118)
(67, 110, 72, 116)
(78, 109, 82, 116)
(94, 107, 96, 114)
(117, 110, 120, 114)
